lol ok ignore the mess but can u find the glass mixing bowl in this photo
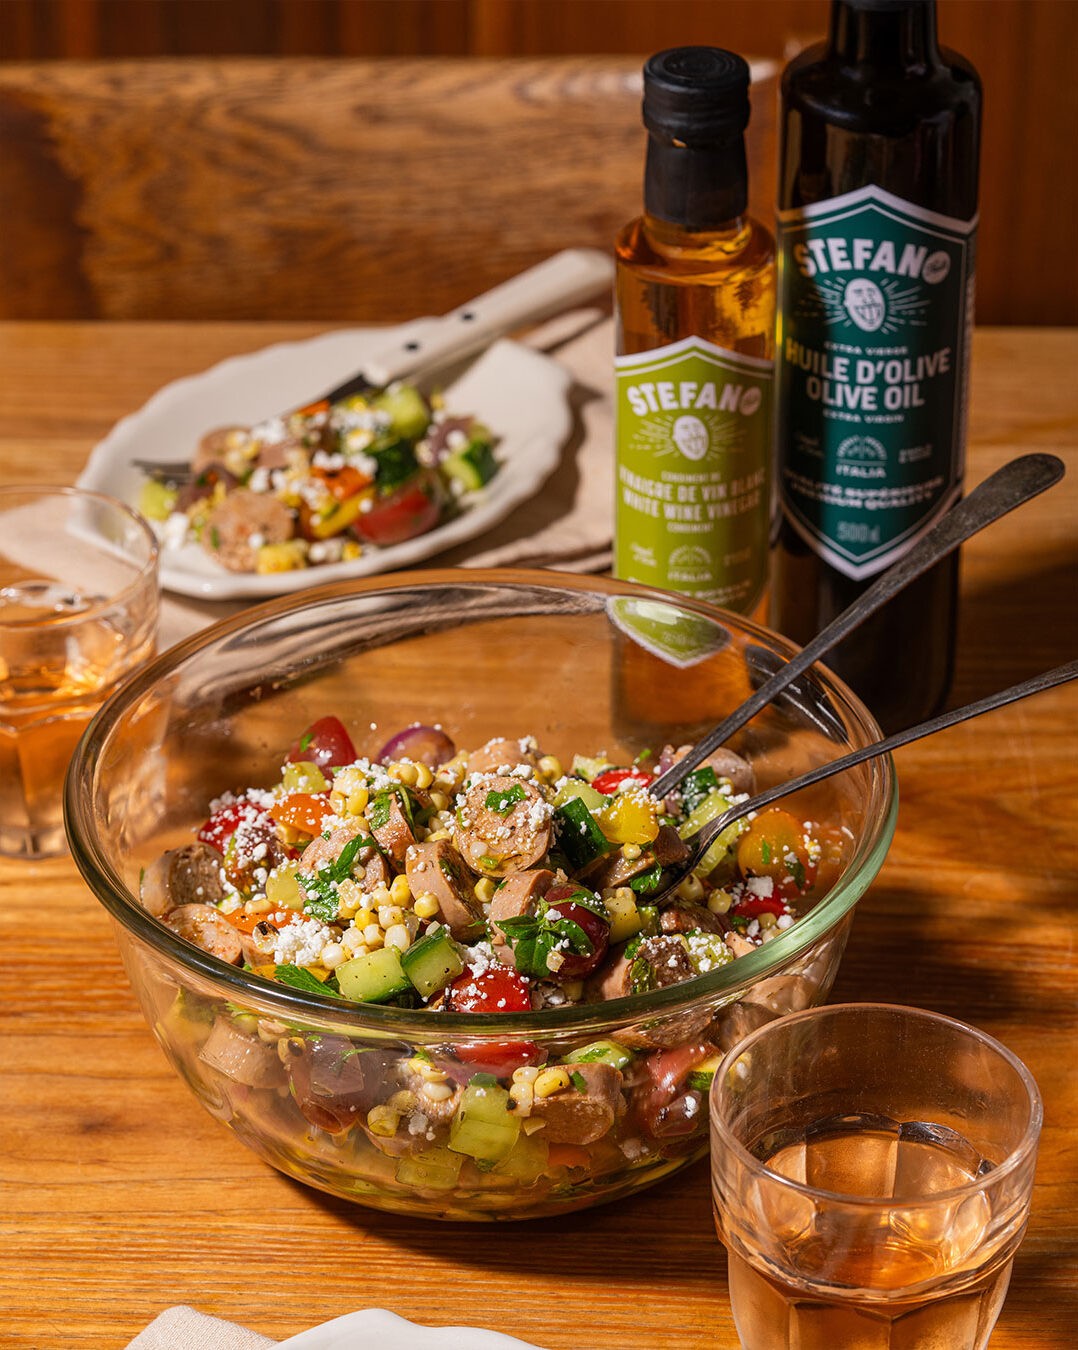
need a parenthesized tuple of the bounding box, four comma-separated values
(65, 569, 896, 1221)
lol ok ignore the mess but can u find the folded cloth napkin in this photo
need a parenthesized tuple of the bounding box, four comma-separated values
(158, 310, 615, 650)
(127, 1305, 546, 1348)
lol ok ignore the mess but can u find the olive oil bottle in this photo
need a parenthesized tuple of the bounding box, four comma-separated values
(614, 47, 775, 619)
(771, 0, 982, 731)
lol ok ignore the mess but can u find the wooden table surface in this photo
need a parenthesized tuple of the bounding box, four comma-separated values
(1, 322, 1076, 1349)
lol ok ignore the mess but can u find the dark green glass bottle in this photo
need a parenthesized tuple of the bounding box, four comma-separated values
(771, 0, 982, 732)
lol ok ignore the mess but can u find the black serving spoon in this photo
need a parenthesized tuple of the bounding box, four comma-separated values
(649, 452, 1065, 802)
(649, 655, 1078, 906)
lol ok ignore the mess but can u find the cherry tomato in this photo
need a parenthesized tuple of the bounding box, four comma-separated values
(590, 766, 655, 795)
(198, 796, 264, 853)
(286, 715, 357, 771)
(269, 791, 335, 837)
(312, 464, 373, 502)
(736, 806, 818, 900)
(543, 884, 610, 979)
(636, 1041, 714, 1139)
(199, 795, 294, 891)
(223, 906, 303, 935)
(446, 965, 541, 1076)
(731, 894, 789, 920)
(354, 471, 442, 547)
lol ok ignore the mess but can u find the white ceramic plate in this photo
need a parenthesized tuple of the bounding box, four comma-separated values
(277, 1308, 545, 1349)
(77, 324, 572, 600)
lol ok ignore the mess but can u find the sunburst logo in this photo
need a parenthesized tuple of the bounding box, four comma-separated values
(632, 411, 744, 464)
(799, 276, 930, 335)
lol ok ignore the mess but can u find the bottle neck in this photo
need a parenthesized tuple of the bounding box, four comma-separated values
(643, 134, 748, 233)
(829, 0, 940, 70)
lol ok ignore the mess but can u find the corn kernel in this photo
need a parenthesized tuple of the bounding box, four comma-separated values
(537, 754, 563, 783)
(255, 539, 308, 574)
(512, 1065, 540, 1084)
(413, 893, 440, 920)
(389, 874, 412, 906)
(421, 1081, 454, 1103)
(366, 1105, 400, 1137)
(407, 1057, 448, 1083)
(353, 906, 376, 931)
(429, 790, 450, 813)
(675, 873, 705, 903)
(508, 1081, 534, 1114)
(621, 842, 643, 862)
(378, 904, 404, 928)
(370, 883, 392, 908)
(534, 1067, 572, 1098)
(384, 923, 412, 952)
(425, 827, 451, 843)
(390, 761, 418, 787)
(387, 1089, 418, 1112)
(244, 896, 272, 916)
(414, 762, 435, 790)
(321, 942, 346, 969)
(473, 877, 496, 905)
(757, 910, 778, 930)
(363, 923, 384, 948)
(707, 889, 734, 915)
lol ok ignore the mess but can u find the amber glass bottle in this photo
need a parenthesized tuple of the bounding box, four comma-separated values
(771, 0, 981, 732)
(614, 47, 775, 620)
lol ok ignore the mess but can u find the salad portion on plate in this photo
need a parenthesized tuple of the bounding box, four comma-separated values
(139, 379, 499, 577)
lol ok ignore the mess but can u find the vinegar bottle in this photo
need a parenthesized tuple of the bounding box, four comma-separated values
(771, 0, 982, 732)
(614, 47, 775, 619)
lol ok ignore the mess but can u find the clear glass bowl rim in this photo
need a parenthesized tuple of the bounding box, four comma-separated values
(65, 567, 898, 1038)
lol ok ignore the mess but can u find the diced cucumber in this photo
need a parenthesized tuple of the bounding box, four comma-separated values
(570, 754, 612, 782)
(395, 1144, 464, 1191)
(686, 1053, 723, 1093)
(281, 760, 329, 793)
(448, 1082, 521, 1163)
(637, 903, 660, 936)
(401, 928, 465, 998)
(372, 383, 430, 440)
(490, 1132, 549, 1185)
(554, 796, 614, 871)
(681, 766, 720, 813)
(442, 436, 498, 492)
(369, 436, 420, 493)
(551, 778, 607, 811)
(563, 1038, 634, 1070)
(138, 478, 179, 522)
(678, 788, 745, 877)
(605, 890, 643, 944)
(335, 947, 411, 1004)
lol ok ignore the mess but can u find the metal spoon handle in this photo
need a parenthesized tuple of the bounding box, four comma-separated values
(694, 657, 1078, 855)
(650, 452, 1065, 800)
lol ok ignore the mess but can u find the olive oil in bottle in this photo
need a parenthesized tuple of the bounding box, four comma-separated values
(771, 0, 982, 731)
(614, 47, 775, 619)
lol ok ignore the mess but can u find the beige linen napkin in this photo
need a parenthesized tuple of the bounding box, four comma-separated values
(158, 311, 615, 650)
(126, 1305, 275, 1349)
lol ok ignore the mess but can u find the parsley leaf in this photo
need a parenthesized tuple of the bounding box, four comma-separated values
(484, 783, 527, 815)
(274, 964, 341, 997)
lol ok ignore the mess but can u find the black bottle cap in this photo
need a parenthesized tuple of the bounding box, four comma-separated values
(643, 47, 750, 144)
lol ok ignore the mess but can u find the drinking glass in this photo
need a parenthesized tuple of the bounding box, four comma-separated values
(710, 1003, 1042, 1350)
(0, 485, 158, 858)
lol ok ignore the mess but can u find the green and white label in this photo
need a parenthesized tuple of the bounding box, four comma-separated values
(776, 184, 976, 580)
(614, 335, 772, 613)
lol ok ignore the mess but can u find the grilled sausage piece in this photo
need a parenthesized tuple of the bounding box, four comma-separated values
(367, 791, 418, 867)
(405, 840, 483, 940)
(198, 1018, 283, 1088)
(453, 775, 553, 877)
(141, 842, 226, 917)
(488, 868, 556, 964)
(164, 903, 243, 965)
(659, 901, 727, 935)
(665, 744, 755, 797)
(466, 737, 539, 776)
(201, 487, 294, 572)
(299, 824, 391, 890)
(530, 1062, 623, 1144)
(588, 936, 695, 1001)
(586, 824, 690, 890)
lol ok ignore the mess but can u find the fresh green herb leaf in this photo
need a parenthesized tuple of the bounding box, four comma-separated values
(274, 964, 341, 997)
(368, 792, 392, 830)
(761, 839, 772, 865)
(569, 1071, 588, 1093)
(470, 1073, 500, 1088)
(681, 766, 720, 813)
(787, 857, 806, 889)
(484, 783, 527, 815)
(299, 730, 314, 752)
(629, 862, 664, 895)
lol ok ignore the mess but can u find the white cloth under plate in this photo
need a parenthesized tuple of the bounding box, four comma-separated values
(126, 1304, 547, 1349)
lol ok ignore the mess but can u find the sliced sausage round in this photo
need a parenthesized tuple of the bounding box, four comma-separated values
(452, 775, 552, 877)
(466, 737, 539, 777)
(299, 824, 390, 891)
(487, 867, 556, 964)
(367, 791, 417, 867)
(530, 1061, 622, 1145)
(201, 488, 295, 572)
(404, 839, 483, 940)
(140, 842, 226, 917)
(164, 903, 243, 965)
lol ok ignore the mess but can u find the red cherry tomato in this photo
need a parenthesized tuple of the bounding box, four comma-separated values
(286, 715, 357, 772)
(198, 795, 294, 891)
(731, 893, 789, 920)
(590, 766, 655, 795)
(636, 1041, 714, 1140)
(197, 796, 263, 853)
(543, 885, 610, 979)
(446, 965, 541, 1077)
(354, 471, 442, 547)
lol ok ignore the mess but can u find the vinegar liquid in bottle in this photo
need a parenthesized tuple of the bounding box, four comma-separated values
(613, 48, 774, 744)
(772, 0, 981, 732)
(615, 47, 775, 619)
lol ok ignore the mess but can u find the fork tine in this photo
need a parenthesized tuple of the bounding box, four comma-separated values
(132, 458, 193, 484)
